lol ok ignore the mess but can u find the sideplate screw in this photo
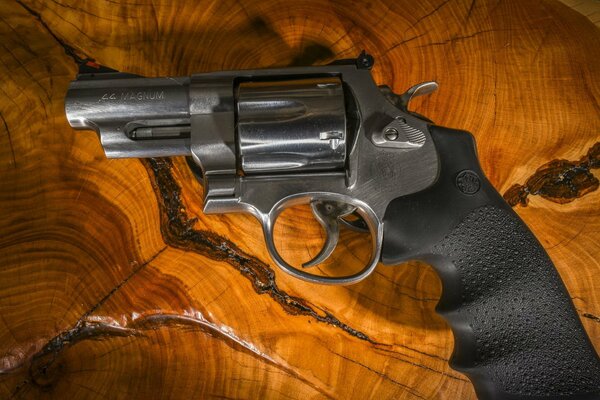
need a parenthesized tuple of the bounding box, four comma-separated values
(384, 128, 399, 141)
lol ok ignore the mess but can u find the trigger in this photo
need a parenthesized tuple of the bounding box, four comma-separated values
(302, 200, 356, 268)
(340, 211, 369, 233)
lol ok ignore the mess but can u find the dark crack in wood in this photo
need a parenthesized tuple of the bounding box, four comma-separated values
(83, 246, 167, 318)
(417, 28, 512, 47)
(465, 0, 477, 23)
(0, 111, 16, 167)
(381, 31, 430, 56)
(504, 142, 600, 207)
(325, 347, 427, 399)
(406, 0, 451, 32)
(47, 0, 119, 22)
(374, 346, 468, 383)
(14, 0, 91, 64)
(583, 313, 600, 324)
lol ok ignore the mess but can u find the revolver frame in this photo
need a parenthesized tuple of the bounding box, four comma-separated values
(65, 54, 439, 284)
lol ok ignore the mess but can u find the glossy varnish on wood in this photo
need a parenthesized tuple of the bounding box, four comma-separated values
(0, 0, 599, 399)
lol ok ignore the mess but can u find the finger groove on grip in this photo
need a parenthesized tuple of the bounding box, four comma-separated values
(432, 205, 600, 399)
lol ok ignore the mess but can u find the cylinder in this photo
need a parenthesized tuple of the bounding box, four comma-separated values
(236, 77, 347, 173)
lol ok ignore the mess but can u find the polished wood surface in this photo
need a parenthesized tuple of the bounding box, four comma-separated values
(0, 0, 599, 398)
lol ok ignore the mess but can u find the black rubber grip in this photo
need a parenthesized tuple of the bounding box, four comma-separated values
(382, 126, 600, 399)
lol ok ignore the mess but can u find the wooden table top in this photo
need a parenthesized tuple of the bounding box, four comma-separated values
(0, 0, 598, 398)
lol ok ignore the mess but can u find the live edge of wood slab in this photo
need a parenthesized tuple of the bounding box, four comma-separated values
(0, 0, 598, 399)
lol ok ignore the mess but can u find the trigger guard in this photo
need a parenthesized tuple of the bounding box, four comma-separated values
(261, 196, 383, 285)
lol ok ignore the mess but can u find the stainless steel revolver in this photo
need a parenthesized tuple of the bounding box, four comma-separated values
(65, 53, 600, 399)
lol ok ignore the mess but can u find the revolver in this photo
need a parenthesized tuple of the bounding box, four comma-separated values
(65, 53, 600, 399)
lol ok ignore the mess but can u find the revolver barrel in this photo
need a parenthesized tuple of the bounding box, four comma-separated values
(65, 74, 192, 158)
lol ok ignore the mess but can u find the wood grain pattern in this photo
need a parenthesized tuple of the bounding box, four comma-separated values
(0, 0, 598, 399)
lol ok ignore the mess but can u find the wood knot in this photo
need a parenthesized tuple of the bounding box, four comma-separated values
(29, 352, 64, 389)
